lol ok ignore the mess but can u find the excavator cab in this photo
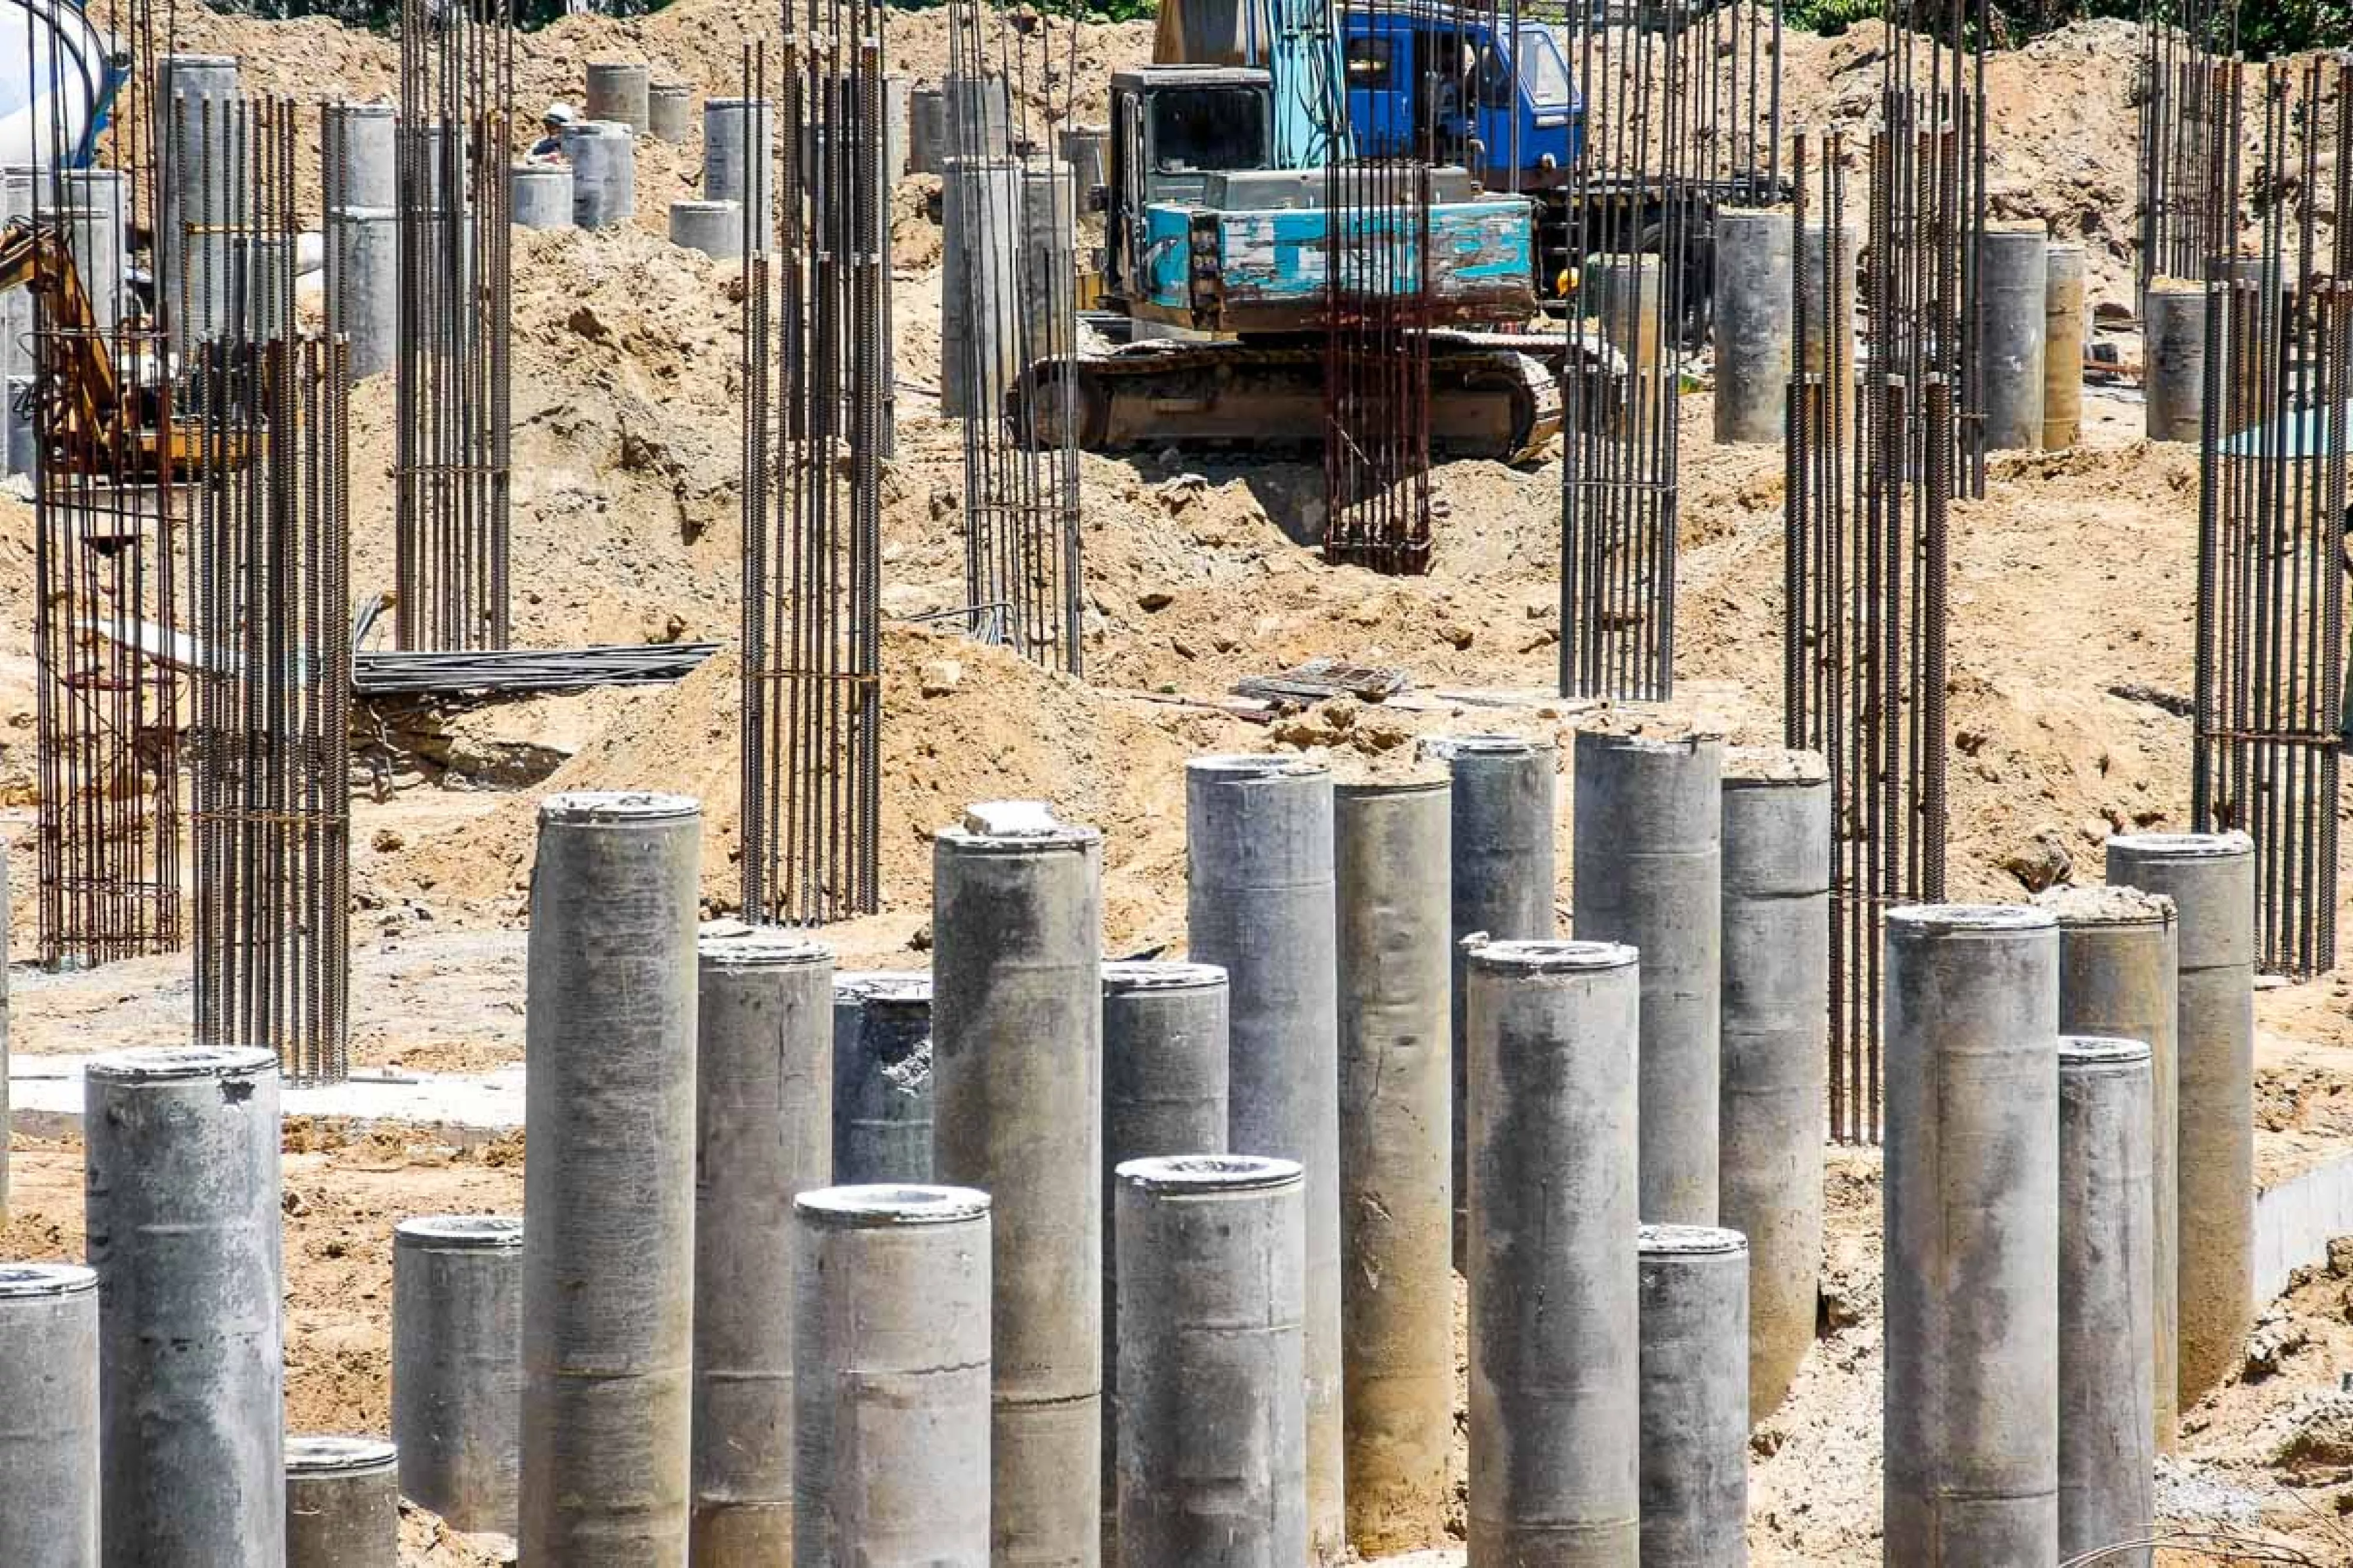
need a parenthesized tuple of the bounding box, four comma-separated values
(1104, 66, 1274, 308)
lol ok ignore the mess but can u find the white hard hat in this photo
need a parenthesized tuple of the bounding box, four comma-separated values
(545, 101, 578, 125)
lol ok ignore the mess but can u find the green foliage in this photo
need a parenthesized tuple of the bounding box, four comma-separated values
(1781, 0, 2352, 55)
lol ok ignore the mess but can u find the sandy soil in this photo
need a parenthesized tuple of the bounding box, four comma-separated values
(4, 6, 2353, 1563)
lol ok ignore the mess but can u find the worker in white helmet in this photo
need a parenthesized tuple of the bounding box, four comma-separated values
(529, 102, 577, 162)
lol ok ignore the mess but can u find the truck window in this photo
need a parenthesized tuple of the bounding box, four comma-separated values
(1150, 88, 1269, 174)
(1517, 28, 1572, 108)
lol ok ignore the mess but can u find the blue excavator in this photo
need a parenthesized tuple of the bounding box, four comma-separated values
(1019, 0, 1573, 462)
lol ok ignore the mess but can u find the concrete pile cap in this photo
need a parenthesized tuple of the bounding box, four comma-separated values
(2059, 1033, 2152, 1066)
(285, 1436, 398, 1477)
(939, 799, 1100, 849)
(1417, 731, 1556, 760)
(329, 205, 396, 221)
(538, 789, 699, 825)
(2106, 830, 2253, 860)
(1722, 745, 1829, 785)
(0, 1262, 95, 1298)
(1103, 959, 1227, 993)
(332, 101, 396, 117)
(1116, 1153, 1303, 1194)
(1465, 937, 1637, 974)
(395, 1215, 523, 1250)
(1188, 752, 1328, 780)
(1331, 753, 1449, 792)
(672, 199, 738, 216)
(1637, 1223, 1749, 1257)
(795, 1183, 991, 1228)
(1575, 721, 1724, 753)
(1884, 903, 2055, 938)
(696, 922, 831, 969)
(2032, 883, 2177, 926)
(2148, 276, 2205, 295)
(835, 970, 932, 1003)
(85, 1043, 278, 1082)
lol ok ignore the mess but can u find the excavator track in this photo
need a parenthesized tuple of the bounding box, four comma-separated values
(1016, 331, 1565, 465)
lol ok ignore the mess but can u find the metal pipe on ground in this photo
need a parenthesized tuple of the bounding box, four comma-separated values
(792, 1185, 992, 1566)
(1979, 220, 2051, 451)
(692, 928, 834, 1563)
(392, 1216, 522, 1535)
(932, 802, 1104, 1566)
(0, 1263, 97, 1567)
(1421, 733, 1557, 1267)
(1884, 905, 2059, 1564)
(86, 1045, 284, 1567)
(1114, 1155, 1308, 1564)
(831, 972, 934, 1185)
(285, 1436, 398, 1568)
(586, 61, 651, 134)
(2058, 1036, 2157, 1568)
(322, 101, 397, 209)
(669, 198, 742, 261)
(2145, 278, 2207, 443)
(2105, 832, 2255, 1409)
(1099, 959, 1230, 1559)
(1712, 208, 1795, 445)
(1335, 775, 1452, 1552)
(509, 163, 574, 230)
(1637, 1225, 1750, 1567)
(648, 82, 694, 144)
(519, 792, 701, 1565)
(2044, 242, 2087, 450)
(1185, 753, 1345, 1558)
(2035, 882, 2181, 1453)
(1718, 750, 1829, 1422)
(327, 206, 397, 379)
(1573, 729, 1723, 1224)
(1465, 939, 1641, 1562)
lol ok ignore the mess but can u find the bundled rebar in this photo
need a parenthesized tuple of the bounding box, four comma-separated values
(30, 0, 182, 965)
(186, 96, 355, 1083)
(395, 0, 514, 652)
(2136, 0, 2238, 305)
(942, 0, 1084, 670)
(739, 15, 889, 928)
(1558, 0, 1692, 699)
(2191, 58, 2348, 979)
(1323, 0, 1436, 576)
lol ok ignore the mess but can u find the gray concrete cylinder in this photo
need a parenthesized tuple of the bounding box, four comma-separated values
(1422, 732, 1557, 1265)
(1334, 776, 1453, 1552)
(37, 202, 118, 337)
(883, 75, 911, 185)
(2036, 883, 2180, 1453)
(156, 53, 241, 350)
(586, 61, 651, 134)
(2044, 242, 2087, 450)
(1114, 1155, 1308, 1565)
(692, 928, 834, 1563)
(327, 206, 397, 380)
(225, 230, 291, 345)
(0, 1263, 98, 1567)
(669, 198, 743, 260)
(1884, 905, 2059, 1566)
(54, 171, 125, 331)
(1, 169, 34, 423)
(1638, 1225, 1751, 1567)
(510, 163, 574, 231)
(792, 1185, 992, 1567)
(648, 82, 695, 144)
(1572, 729, 1723, 1225)
(1718, 752, 1829, 1422)
(932, 804, 1104, 1566)
(1, 843, 9, 1216)
(831, 972, 934, 1185)
(1712, 207, 1794, 445)
(2057, 1036, 2157, 1568)
(1979, 220, 2050, 451)
(565, 121, 638, 229)
(5, 372, 35, 478)
(86, 1045, 284, 1568)
(1018, 157, 1076, 362)
(322, 101, 397, 211)
(392, 1215, 522, 1535)
(941, 155, 1024, 421)
(1185, 753, 1344, 1558)
(2146, 278, 2207, 443)
(1796, 220, 1856, 420)
(945, 74, 1012, 157)
(1059, 124, 1110, 196)
(519, 791, 701, 1566)
(703, 98, 775, 248)
(2104, 832, 2255, 1409)
(1465, 939, 1641, 1563)
(909, 85, 950, 175)
(1100, 959, 1230, 1555)
(285, 1436, 398, 1568)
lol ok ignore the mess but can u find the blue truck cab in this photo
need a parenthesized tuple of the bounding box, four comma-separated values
(1341, 6, 1582, 192)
